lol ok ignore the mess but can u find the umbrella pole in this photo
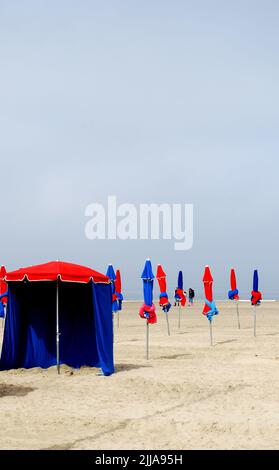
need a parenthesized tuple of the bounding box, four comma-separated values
(117, 310, 120, 329)
(166, 313, 170, 336)
(236, 300, 240, 329)
(254, 306, 257, 337)
(209, 319, 213, 346)
(178, 304, 181, 329)
(146, 320, 149, 360)
(56, 280, 60, 375)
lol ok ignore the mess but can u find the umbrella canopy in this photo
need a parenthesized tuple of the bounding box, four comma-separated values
(178, 271, 183, 290)
(115, 269, 123, 310)
(139, 259, 157, 323)
(0, 266, 8, 305)
(106, 264, 119, 312)
(5, 261, 109, 284)
(228, 268, 239, 300)
(251, 269, 262, 305)
(156, 264, 171, 313)
(253, 270, 259, 292)
(175, 270, 186, 306)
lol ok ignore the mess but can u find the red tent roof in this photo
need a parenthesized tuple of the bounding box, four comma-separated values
(4, 261, 109, 284)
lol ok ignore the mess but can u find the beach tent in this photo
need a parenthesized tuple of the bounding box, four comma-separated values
(0, 261, 114, 376)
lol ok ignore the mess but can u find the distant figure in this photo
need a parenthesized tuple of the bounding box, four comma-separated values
(174, 288, 180, 307)
(188, 288, 195, 306)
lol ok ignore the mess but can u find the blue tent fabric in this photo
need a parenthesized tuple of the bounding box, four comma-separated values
(178, 271, 183, 290)
(141, 260, 154, 307)
(0, 281, 114, 376)
(253, 270, 259, 292)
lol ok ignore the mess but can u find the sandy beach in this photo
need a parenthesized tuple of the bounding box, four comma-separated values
(1, 300, 279, 450)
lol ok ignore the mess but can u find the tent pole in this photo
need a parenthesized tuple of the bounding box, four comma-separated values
(56, 280, 60, 375)
(236, 300, 240, 329)
(254, 306, 257, 337)
(166, 313, 170, 336)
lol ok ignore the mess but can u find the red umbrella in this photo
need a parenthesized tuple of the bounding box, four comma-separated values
(0, 266, 8, 305)
(228, 268, 240, 329)
(156, 264, 171, 336)
(202, 266, 213, 315)
(229, 269, 239, 300)
(115, 269, 123, 328)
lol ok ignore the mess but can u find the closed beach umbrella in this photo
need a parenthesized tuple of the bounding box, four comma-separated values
(251, 269, 262, 337)
(175, 270, 186, 329)
(115, 269, 123, 328)
(228, 268, 240, 329)
(0, 266, 8, 325)
(0, 266, 8, 305)
(202, 266, 219, 346)
(106, 264, 119, 334)
(106, 264, 118, 312)
(139, 259, 157, 359)
(156, 264, 171, 336)
(115, 269, 123, 310)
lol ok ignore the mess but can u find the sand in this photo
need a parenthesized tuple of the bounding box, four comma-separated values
(1, 300, 279, 450)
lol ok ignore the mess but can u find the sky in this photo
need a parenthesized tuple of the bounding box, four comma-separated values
(0, 0, 278, 299)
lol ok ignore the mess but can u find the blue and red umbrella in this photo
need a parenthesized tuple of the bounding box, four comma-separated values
(228, 268, 240, 329)
(139, 259, 157, 324)
(251, 269, 262, 337)
(115, 269, 123, 311)
(156, 265, 171, 313)
(139, 259, 157, 360)
(251, 270, 262, 306)
(228, 269, 239, 300)
(174, 271, 186, 306)
(0, 266, 7, 319)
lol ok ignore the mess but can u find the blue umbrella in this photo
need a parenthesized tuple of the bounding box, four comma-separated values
(139, 259, 156, 359)
(141, 259, 154, 307)
(106, 264, 118, 313)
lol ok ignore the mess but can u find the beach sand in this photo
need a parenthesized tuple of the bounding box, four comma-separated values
(1, 300, 279, 450)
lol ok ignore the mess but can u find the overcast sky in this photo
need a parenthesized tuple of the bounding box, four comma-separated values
(0, 0, 278, 299)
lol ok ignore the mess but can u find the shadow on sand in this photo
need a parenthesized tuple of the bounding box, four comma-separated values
(0, 384, 36, 398)
(114, 363, 152, 373)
